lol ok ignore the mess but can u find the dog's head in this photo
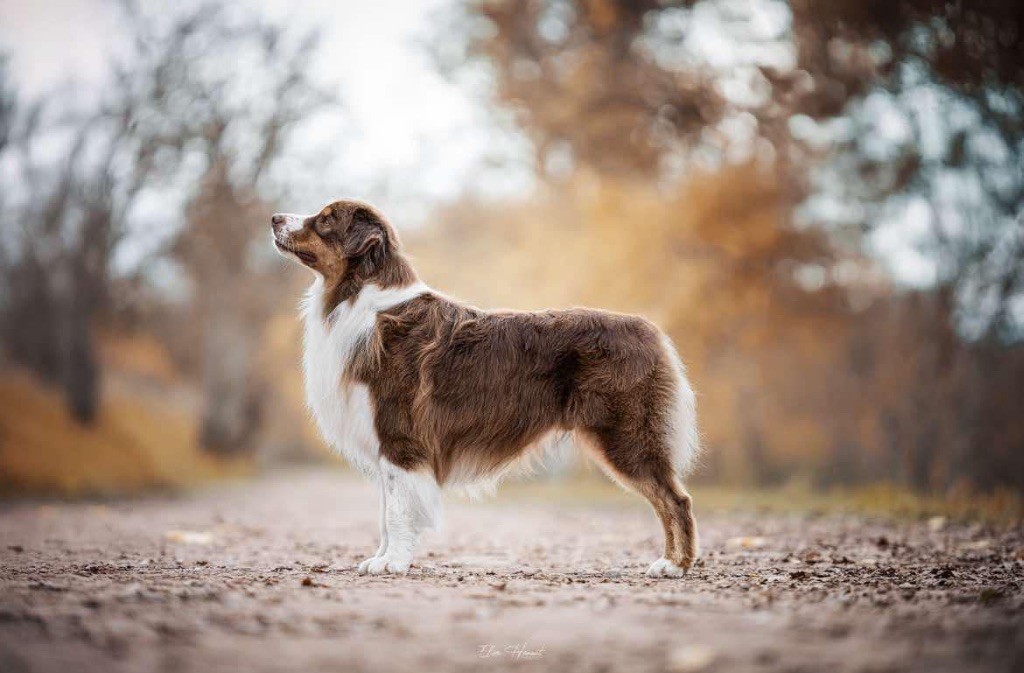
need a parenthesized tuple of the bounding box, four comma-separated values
(270, 200, 395, 280)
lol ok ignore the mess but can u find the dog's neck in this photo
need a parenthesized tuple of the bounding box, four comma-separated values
(319, 247, 419, 320)
(301, 274, 429, 378)
(299, 274, 429, 476)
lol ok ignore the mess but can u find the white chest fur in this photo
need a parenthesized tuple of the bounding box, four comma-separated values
(301, 279, 428, 476)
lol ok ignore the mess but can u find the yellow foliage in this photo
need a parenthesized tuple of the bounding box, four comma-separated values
(98, 331, 182, 385)
(0, 370, 249, 497)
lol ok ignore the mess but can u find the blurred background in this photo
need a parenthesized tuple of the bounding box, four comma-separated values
(0, 0, 1022, 511)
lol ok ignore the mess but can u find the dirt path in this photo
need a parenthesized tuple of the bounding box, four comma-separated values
(0, 469, 1021, 673)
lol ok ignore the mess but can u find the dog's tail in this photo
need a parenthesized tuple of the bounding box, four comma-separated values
(659, 333, 700, 477)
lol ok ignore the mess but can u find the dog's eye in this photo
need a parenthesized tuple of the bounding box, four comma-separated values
(313, 218, 334, 237)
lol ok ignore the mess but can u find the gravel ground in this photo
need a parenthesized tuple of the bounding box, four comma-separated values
(0, 469, 1021, 673)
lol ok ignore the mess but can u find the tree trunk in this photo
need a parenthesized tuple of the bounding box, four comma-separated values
(63, 296, 99, 424)
(197, 295, 263, 455)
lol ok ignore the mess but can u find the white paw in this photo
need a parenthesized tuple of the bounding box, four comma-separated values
(646, 557, 687, 578)
(358, 555, 411, 575)
(357, 556, 380, 574)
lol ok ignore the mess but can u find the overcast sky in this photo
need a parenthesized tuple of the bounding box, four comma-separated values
(0, 0, 532, 223)
(0, 0, 950, 288)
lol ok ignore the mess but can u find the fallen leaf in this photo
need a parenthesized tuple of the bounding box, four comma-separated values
(726, 536, 767, 550)
(801, 550, 823, 564)
(669, 644, 717, 672)
(165, 530, 214, 545)
(962, 539, 993, 551)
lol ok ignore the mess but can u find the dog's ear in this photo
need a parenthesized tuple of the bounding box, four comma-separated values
(345, 207, 386, 259)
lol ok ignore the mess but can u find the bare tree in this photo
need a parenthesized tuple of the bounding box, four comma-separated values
(0, 2, 336, 451)
(118, 6, 333, 454)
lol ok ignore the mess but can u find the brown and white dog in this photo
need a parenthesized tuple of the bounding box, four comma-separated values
(271, 200, 700, 577)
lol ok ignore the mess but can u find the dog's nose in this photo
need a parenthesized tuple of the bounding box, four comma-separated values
(271, 213, 285, 229)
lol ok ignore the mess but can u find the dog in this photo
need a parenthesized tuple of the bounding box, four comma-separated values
(271, 200, 700, 577)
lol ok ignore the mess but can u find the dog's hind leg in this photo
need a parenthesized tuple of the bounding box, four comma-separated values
(640, 474, 698, 577)
(359, 458, 440, 575)
(583, 430, 698, 578)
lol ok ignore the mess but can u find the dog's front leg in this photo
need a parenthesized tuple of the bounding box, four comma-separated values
(359, 459, 440, 575)
(357, 476, 389, 574)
